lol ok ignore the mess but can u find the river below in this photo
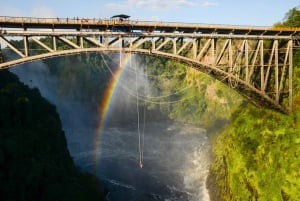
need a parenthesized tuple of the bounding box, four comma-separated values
(67, 122, 212, 201)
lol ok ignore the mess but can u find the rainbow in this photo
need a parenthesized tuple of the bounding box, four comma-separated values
(94, 53, 134, 170)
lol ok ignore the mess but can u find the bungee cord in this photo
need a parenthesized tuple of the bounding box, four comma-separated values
(141, 65, 146, 169)
(132, 53, 144, 168)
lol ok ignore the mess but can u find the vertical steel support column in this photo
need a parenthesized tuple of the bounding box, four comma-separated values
(23, 28, 29, 56)
(211, 38, 215, 67)
(274, 40, 279, 102)
(260, 40, 264, 92)
(119, 36, 123, 48)
(288, 39, 293, 113)
(105, 35, 109, 47)
(23, 36, 29, 56)
(80, 37, 83, 48)
(152, 38, 155, 52)
(192, 38, 197, 59)
(119, 36, 122, 67)
(173, 38, 176, 54)
(245, 40, 249, 83)
(52, 36, 57, 51)
(228, 39, 233, 73)
(76, 36, 83, 48)
(129, 36, 133, 50)
(76, 28, 83, 48)
(121, 37, 125, 48)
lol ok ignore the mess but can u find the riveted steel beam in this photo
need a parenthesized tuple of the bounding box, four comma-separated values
(0, 16, 299, 113)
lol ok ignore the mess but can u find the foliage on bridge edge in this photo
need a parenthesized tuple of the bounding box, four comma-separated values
(208, 6, 300, 201)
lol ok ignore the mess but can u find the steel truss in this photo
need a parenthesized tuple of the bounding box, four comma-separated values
(0, 16, 300, 113)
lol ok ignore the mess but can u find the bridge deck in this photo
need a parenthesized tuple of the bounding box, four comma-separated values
(1, 16, 300, 36)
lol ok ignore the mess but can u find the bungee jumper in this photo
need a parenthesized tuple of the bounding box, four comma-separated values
(139, 161, 143, 169)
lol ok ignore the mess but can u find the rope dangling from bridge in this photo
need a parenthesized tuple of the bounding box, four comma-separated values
(132, 53, 145, 169)
(141, 59, 147, 169)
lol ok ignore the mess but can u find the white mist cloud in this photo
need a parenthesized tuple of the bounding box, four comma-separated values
(31, 5, 56, 18)
(105, 0, 217, 12)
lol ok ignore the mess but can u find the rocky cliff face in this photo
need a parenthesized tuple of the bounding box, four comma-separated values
(0, 70, 105, 201)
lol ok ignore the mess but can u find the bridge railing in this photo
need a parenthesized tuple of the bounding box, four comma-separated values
(0, 16, 112, 25)
(2, 15, 300, 32)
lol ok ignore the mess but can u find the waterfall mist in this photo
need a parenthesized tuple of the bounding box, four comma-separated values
(9, 58, 97, 156)
(103, 53, 151, 127)
(8, 52, 211, 201)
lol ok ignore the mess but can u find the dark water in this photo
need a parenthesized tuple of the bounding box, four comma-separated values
(69, 123, 211, 201)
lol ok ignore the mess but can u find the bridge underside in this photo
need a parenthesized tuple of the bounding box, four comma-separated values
(0, 17, 299, 113)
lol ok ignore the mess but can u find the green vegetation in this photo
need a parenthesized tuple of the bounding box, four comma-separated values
(209, 104, 300, 201)
(208, 6, 300, 201)
(0, 70, 105, 201)
(140, 55, 242, 128)
(274, 6, 300, 27)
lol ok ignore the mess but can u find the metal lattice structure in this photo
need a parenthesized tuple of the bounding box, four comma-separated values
(0, 16, 300, 113)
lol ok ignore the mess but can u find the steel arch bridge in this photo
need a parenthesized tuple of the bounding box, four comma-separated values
(1, 16, 300, 113)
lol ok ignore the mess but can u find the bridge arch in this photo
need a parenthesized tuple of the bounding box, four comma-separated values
(0, 47, 290, 114)
(1, 16, 299, 113)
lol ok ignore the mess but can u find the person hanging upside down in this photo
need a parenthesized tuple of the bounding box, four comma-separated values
(139, 161, 143, 168)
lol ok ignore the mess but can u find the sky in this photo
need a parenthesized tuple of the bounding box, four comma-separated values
(0, 0, 299, 26)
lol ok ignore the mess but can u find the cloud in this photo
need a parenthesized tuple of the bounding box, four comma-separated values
(31, 6, 56, 18)
(199, 1, 218, 7)
(105, 0, 217, 12)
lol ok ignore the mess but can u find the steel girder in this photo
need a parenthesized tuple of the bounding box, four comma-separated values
(0, 20, 299, 113)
